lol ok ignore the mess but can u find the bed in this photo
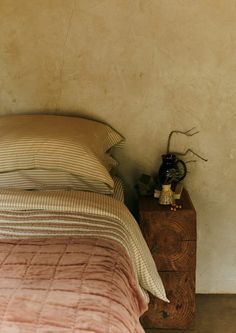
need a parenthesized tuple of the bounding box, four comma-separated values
(0, 115, 168, 333)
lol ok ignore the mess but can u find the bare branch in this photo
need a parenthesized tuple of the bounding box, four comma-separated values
(167, 127, 200, 153)
(185, 160, 197, 163)
(171, 149, 208, 162)
(185, 127, 200, 135)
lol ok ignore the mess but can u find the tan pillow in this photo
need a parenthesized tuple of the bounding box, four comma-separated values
(0, 115, 123, 192)
(112, 176, 124, 202)
(0, 171, 124, 198)
(0, 169, 114, 194)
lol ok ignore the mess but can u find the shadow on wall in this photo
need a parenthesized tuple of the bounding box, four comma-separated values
(5, 108, 112, 127)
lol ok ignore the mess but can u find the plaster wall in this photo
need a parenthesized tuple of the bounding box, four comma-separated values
(0, 0, 236, 293)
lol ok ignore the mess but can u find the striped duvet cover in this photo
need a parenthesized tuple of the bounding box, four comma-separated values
(0, 189, 168, 331)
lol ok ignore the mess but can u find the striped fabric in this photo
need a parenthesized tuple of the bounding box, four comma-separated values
(0, 189, 169, 303)
(0, 171, 124, 198)
(112, 176, 124, 202)
(0, 169, 118, 195)
(0, 114, 124, 192)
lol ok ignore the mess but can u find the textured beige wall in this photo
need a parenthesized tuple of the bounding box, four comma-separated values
(0, 0, 236, 293)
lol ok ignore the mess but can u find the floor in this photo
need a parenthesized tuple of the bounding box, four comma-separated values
(145, 295, 236, 333)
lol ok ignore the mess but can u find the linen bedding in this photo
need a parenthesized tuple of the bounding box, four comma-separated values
(0, 189, 168, 332)
(0, 114, 124, 195)
(0, 236, 147, 333)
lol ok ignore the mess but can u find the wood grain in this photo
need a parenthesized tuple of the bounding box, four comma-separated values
(140, 211, 196, 271)
(139, 189, 196, 329)
(141, 271, 196, 329)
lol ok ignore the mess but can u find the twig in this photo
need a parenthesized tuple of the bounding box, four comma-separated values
(171, 149, 208, 162)
(167, 127, 199, 153)
(185, 160, 197, 163)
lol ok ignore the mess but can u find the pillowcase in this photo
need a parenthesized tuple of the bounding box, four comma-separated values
(0, 114, 123, 193)
(112, 176, 125, 202)
(0, 169, 113, 194)
(0, 171, 124, 199)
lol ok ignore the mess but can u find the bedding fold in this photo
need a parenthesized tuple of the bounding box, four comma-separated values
(0, 189, 168, 303)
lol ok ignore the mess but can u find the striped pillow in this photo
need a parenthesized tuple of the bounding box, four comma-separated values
(0, 169, 114, 194)
(0, 170, 124, 198)
(0, 115, 123, 193)
(113, 176, 125, 202)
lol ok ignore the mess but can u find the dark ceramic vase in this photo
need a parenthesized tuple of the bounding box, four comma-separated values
(158, 153, 187, 189)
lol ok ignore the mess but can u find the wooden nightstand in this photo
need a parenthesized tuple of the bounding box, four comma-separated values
(139, 189, 196, 329)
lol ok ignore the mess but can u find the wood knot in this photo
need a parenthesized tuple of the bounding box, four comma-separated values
(176, 304, 182, 310)
(160, 311, 169, 319)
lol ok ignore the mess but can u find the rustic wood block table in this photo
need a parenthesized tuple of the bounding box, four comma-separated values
(139, 189, 196, 329)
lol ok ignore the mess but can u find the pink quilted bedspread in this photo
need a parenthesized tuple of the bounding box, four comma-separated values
(0, 237, 147, 333)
